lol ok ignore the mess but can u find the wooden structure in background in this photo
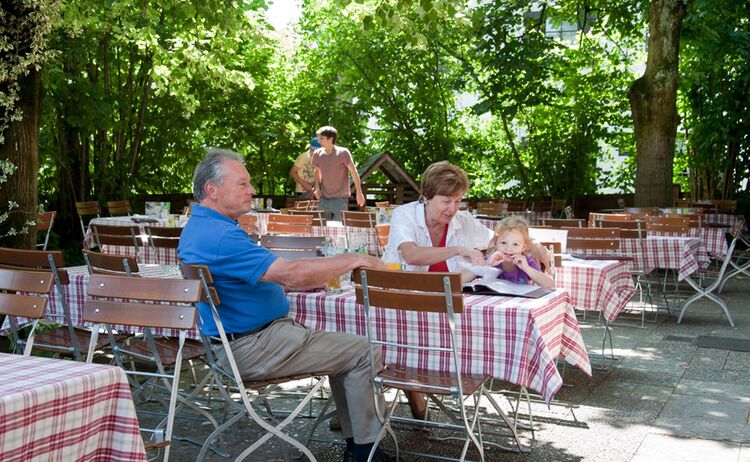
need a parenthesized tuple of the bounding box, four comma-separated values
(354, 152, 420, 205)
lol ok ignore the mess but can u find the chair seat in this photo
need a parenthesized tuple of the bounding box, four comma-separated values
(127, 337, 206, 365)
(243, 370, 335, 389)
(378, 364, 488, 396)
(33, 326, 117, 354)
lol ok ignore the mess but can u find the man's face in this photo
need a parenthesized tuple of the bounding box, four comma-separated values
(318, 135, 334, 149)
(206, 160, 255, 220)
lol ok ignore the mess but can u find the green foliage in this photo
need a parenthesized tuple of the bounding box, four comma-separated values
(678, 0, 750, 199)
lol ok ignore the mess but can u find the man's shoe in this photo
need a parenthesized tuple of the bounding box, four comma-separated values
(342, 449, 355, 462)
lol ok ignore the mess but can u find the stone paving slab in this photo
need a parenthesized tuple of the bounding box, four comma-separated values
(630, 434, 743, 462)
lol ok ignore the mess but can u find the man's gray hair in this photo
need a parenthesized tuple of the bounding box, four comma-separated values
(193, 148, 245, 201)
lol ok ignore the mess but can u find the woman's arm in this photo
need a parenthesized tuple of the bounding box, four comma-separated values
(399, 242, 484, 266)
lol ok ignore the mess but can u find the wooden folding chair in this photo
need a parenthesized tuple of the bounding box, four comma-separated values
(505, 200, 526, 212)
(75, 200, 101, 236)
(236, 214, 258, 235)
(266, 213, 313, 235)
(83, 274, 202, 461)
(644, 216, 690, 235)
(476, 201, 507, 217)
(35, 211, 56, 250)
(341, 210, 377, 252)
(374, 201, 390, 208)
(563, 228, 624, 360)
(353, 268, 527, 460)
(106, 199, 133, 216)
(0, 247, 106, 361)
(288, 209, 327, 227)
(375, 223, 390, 255)
(259, 235, 325, 260)
(90, 223, 144, 261)
(83, 248, 140, 276)
(0, 268, 54, 356)
(145, 226, 182, 250)
(179, 263, 333, 462)
(539, 218, 585, 228)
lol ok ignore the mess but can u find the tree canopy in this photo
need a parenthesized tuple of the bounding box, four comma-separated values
(1, 0, 749, 244)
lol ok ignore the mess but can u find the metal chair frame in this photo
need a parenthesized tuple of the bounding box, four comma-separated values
(36, 211, 56, 250)
(354, 268, 528, 461)
(179, 263, 331, 462)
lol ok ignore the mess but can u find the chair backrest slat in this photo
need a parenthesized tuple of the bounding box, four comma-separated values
(83, 299, 196, 330)
(0, 292, 47, 319)
(259, 235, 325, 251)
(83, 249, 140, 275)
(106, 200, 132, 216)
(267, 214, 313, 235)
(341, 211, 376, 228)
(353, 268, 463, 313)
(87, 274, 201, 302)
(540, 218, 585, 228)
(0, 267, 55, 293)
(645, 216, 690, 234)
(237, 214, 258, 234)
(145, 226, 182, 249)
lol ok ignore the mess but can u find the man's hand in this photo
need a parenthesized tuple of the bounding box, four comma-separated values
(356, 190, 365, 207)
(314, 189, 321, 200)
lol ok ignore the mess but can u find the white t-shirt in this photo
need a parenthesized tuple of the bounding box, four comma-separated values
(382, 200, 494, 272)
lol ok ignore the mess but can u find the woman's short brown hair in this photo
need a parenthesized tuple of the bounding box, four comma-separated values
(420, 161, 469, 200)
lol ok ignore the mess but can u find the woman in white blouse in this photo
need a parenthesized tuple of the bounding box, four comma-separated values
(382, 161, 493, 280)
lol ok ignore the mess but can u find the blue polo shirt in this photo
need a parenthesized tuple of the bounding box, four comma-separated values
(177, 204, 289, 336)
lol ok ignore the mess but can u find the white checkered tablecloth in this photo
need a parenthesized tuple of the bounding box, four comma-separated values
(288, 288, 591, 404)
(0, 353, 146, 462)
(703, 213, 743, 228)
(627, 236, 709, 281)
(648, 227, 727, 258)
(85, 217, 181, 265)
(556, 259, 636, 322)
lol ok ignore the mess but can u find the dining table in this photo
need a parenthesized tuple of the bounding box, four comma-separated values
(9, 264, 590, 405)
(0, 353, 147, 462)
(555, 258, 636, 322)
(288, 287, 591, 405)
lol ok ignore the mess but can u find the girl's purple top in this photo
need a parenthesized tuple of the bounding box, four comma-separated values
(495, 256, 541, 285)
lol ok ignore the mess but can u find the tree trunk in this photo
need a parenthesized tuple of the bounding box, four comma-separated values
(628, 0, 686, 207)
(0, 69, 42, 249)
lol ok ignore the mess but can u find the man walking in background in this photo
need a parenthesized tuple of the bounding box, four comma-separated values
(290, 137, 319, 199)
(313, 126, 365, 221)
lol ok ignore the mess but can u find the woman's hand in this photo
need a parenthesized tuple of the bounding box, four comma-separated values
(457, 247, 485, 265)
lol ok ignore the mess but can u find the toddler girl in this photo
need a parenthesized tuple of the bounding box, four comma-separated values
(486, 216, 555, 289)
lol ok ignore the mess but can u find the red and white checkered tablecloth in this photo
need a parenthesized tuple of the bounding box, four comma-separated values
(556, 259, 636, 322)
(648, 227, 727, 258)
(627, 236, 709, 281)
(703, 213, 743, 228)
(287, 288, 591, 404)
(0, 353, 147, 462)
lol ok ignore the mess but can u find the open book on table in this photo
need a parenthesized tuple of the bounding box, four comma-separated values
(462, 277, 554, 299)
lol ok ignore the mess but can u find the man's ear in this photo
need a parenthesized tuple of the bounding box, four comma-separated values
(204, 181, 216, 199)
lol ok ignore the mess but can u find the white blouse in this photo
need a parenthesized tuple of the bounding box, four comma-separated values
(382, 200, 494, 272)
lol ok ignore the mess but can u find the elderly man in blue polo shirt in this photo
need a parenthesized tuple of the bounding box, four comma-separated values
(178, 148, 393, 462)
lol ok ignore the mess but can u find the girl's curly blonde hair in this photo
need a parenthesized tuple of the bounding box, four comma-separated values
(487, 215, 531, 255)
